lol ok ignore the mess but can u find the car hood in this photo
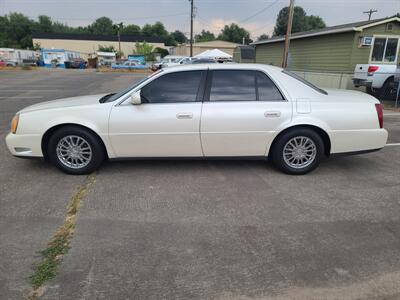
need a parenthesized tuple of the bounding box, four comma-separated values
(18, 94, 107, 113)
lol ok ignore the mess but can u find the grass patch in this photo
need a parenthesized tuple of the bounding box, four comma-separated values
(28, 174, 96, 299)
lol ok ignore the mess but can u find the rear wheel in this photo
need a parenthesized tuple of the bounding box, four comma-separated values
(270, 128, 324, 175)
(379, 78, 396, 101)
(47, 126, 105, 174)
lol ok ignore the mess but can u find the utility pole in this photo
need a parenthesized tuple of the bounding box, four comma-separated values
(363, 9, 377, 20)
(115, 22, 123, 58)
(282, 0, 294, 68)
(189, 0, 194, 57)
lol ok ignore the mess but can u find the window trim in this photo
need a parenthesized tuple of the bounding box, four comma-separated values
(369, 35, 400, 64)
(204, 69, 287, 102)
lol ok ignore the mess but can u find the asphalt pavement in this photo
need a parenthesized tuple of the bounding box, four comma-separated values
(0, 69, 399, 300)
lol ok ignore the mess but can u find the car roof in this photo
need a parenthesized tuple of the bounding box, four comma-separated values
(162, 63, 283, 73)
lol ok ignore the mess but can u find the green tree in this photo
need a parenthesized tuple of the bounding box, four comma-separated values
(273, 6, 326, 36)
(133, 42, 155, 61)
(304, 15, 326, 31)
(195, 30, 215, 42)
(0, 16, 11, 47)
(98, 45, 116, 52)
(89, 17, 115, 35)
(35, 15, 53, 33)
(218, 23, 252, 44)
(142, 22, 168, 38)
(7, 13, 35, 48)
(154, 47, 169, 57)
(257, 34, 269, 41)
(121, 24, 141, 35)
(171, 30, 187, 44)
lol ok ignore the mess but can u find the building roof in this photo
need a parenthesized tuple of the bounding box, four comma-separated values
(251, 16, 400, 45)
(32, 32, 164, 43)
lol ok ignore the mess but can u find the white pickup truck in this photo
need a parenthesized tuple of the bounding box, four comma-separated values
(353, 63, 399, 100)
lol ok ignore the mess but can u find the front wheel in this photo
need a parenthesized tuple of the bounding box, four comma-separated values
(270, 128, 324, 175)
(47, 126, 106, 174)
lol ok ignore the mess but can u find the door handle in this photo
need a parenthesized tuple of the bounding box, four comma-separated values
(264, 111, 281, 118)
(176, 112, 193, 119)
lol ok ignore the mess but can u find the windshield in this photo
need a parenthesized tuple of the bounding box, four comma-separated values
(100, 76, 150, 103)
(282, 70, 328, 95)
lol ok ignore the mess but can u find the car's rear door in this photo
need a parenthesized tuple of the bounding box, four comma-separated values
(200, 69, 292, 156)
(108, 70, 206, 157)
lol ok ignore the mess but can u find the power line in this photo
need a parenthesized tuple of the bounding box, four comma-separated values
(239, 0, 281, 23)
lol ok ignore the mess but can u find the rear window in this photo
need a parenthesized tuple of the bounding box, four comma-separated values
(282, 70, 328, 95)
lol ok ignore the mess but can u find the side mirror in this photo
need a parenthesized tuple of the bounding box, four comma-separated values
(130, 91, 141, 105)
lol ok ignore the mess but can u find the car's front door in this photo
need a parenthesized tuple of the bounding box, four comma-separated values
(200, 69, 292, 156)
(109, 70, 206, 157)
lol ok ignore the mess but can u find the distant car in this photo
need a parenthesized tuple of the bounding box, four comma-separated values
(353, 63, 399, 100)
(1, 59, 17, 67)
(69, 58, 87, 69)
(0, 59, 6, 67)
(111, 61, 148, 70)
(189, 58, 217, 64)
(6, 64, 388, 175)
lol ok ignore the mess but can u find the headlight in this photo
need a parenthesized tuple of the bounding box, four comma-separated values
(11, 114, 19, 134)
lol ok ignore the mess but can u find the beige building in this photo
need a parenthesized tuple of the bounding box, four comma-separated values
(32, 33, 165, 59)
(171, 40, 240, 56)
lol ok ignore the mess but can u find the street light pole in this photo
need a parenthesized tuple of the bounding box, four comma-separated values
(189, 0, 194, 57)
(282, 0, 294, 68)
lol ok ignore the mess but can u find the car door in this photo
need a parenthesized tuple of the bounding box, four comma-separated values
(200, 69, 292, 156)
(108, 70, 206, 157)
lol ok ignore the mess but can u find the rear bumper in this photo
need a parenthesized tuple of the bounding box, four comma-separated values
(352, 78, 372, 87)
(5, 133, 43, 157)
(329, 129, 388, 154)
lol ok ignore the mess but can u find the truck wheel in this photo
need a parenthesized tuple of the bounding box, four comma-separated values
(366, 86, 379, 98)
(379, 78, 396, 101)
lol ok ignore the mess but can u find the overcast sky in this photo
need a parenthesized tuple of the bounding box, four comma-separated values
(0, 0, 399, 38)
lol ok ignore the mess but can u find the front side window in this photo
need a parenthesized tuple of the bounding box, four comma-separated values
(141, 71, 203, 103)
(210, 70, 256, 101)
(371, 37, 399, 62)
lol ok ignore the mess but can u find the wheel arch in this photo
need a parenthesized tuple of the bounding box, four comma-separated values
(267, 124, 331, 158)
(41, 123, 109, 160)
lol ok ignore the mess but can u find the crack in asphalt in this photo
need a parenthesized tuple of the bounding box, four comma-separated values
(27, 173, 96, 300)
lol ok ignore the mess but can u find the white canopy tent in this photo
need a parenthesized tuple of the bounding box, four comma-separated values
(194, 49, 232, 60)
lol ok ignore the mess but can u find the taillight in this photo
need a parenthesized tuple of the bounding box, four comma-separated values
(375, 103, 383, 128)
(368, 66, 379, 73)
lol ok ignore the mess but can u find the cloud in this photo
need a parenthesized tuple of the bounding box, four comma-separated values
(194, 18, 275, 39)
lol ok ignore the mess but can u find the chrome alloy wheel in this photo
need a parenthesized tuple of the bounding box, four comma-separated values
(56, 135, 92, 169)
(283, 136, 317, 169)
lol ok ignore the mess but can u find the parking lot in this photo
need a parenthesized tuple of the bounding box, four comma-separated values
(1, 69, 400, 300)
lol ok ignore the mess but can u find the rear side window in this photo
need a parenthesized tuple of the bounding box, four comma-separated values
(141, 71, 203, 103)
(256, 72, 284, 101)
(209, 70, 284, 101)
(210, 70, 256, 101)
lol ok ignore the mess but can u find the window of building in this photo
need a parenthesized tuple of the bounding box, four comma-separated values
(371, 37, 399, 63)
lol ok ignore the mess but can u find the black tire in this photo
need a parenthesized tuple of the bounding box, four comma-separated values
(366, 86, 379, 98)
(47, 126, 106, 175)
(379, 78, 396, 101)
(270, 128, 324, 175)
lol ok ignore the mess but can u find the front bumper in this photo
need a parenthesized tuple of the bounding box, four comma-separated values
(5, 133, 43, 157)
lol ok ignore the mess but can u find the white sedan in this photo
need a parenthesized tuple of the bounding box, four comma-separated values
(6, 64, 388, 175)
